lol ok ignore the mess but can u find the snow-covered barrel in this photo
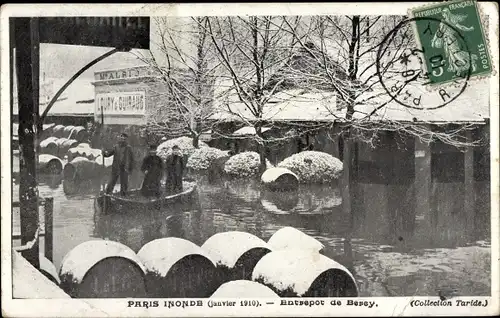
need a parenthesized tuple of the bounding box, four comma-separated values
(252, 250, 358, 297)
(268, 227, 324, 253)
(57, 138, 79, 158)
(137, 237, 220, 298)
(40, 137, 59, 156)
(38, 154, 64, 175)
(63, 157, 101, 181)
(201, 231, 272, 282)
(52, 125, 65, 138)
(66, 148, 81, 162)
(62, 125, 75, 138)
(210, 280, 279, 298)
(59, 240, 147, 298)
(39, 123, 56, 140)
(69, 126, 88, 142)
(40, 256, 61, 286)
(66, 144, 101, 162)
(261, 167, 299, 191)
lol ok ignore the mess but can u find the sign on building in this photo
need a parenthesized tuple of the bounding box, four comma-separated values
(95, 91, 146, 119)
(94, 66, 160, 82)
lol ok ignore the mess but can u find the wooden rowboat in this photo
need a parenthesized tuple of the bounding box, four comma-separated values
(94, 181, 198, 214)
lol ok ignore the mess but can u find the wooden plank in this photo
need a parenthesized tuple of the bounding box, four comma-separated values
(44, 197, 54, 262)
(12, 231, 45, 240)
(15, 17, 40, 268)
(38, 17, 150, 49)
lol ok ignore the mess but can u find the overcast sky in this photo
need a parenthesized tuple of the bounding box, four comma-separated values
(38, 44, 149, 81)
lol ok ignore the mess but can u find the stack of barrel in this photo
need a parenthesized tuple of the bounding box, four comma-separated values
(57, 227, 359, 298)
(39, 124, 88, 158)
(35, 124, 112, 181)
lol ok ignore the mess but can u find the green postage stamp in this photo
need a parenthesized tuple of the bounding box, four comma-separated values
(410, 0, 492, 85)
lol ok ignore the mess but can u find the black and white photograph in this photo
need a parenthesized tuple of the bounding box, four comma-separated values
(1, 2, 498, 317)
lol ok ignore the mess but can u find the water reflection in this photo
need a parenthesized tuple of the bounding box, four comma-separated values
(11, 172, 491, 296)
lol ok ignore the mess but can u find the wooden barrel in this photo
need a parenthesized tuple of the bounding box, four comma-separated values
(67, 144, 90, 161)
(63, 125, 75, 138)
(40, 123, 56, 140)
(261, 167, 299, 191)
(57, 138, 79, 158)
(210, 280, 279, 298)
(38, 154, 64, 175)
(66, 148, 80, 162)
(201, 231, 272, 282)
(52, 125, 65, 138)
(40, 256, 61, 286)
(63, 157, 100, 181)
(267, 227, 324, 253)
(40, 137, 59, 156)
(70, 126, 88, 143)
(252, 250, 359, 297)
(59, 240, 147, 298)
(137, 237, 220, 298)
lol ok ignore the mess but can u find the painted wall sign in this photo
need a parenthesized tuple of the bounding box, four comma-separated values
(95, 91, 146, 116)
(94, 66, 159, 81)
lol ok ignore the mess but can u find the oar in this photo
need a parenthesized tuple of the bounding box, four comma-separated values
(100, 101, 107, 215)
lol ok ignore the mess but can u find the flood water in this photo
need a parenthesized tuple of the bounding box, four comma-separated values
(12, 171, 491, 297)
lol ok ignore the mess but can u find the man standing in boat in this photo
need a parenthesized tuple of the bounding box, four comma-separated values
(165, 145, 184, 194)
(103, 133, 135, 196)
(140, 144, 164, 197)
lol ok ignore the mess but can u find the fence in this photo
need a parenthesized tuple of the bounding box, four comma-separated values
(12, 197, 54, 262)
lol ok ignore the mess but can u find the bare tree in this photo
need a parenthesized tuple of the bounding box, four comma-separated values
(280, 15, 480, 147)
(141, 17, 222, 148)
(277, 15, 483, 221)
(204, 16, 326, 171)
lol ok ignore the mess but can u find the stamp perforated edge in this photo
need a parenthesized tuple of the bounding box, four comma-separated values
(407, 0, 496, 91)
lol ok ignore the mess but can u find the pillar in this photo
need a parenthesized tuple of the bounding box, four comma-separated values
(464, 129, 475, 238)
(414, 135, 432, 232)
(14, 18, 40, 268)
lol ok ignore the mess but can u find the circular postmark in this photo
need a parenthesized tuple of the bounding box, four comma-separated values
(376, 17, 472, 110)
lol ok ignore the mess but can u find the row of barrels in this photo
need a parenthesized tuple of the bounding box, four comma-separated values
(13, 123, 89, 142)
(54, 227, 358, 298)
(42, 124, 89, 142)
(40, 137, 80, 158)
(37, 138, 114, 181)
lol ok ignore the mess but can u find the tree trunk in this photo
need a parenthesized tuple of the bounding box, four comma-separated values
(256, 126, 267, 173)
(192, 132, 200, 149)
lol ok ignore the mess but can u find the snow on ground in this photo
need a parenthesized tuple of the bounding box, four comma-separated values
(13, 251, 70, 299)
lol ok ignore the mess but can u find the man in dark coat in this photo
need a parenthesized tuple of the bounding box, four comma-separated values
(103, 133, 135, 195)
(165, 145, 184, 194)
(140, 145, 164, 197)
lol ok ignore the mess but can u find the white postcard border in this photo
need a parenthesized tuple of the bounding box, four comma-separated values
(1, 2, 498, 317)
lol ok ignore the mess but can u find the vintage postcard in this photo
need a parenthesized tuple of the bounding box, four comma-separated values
(1, 1, 498, 317)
